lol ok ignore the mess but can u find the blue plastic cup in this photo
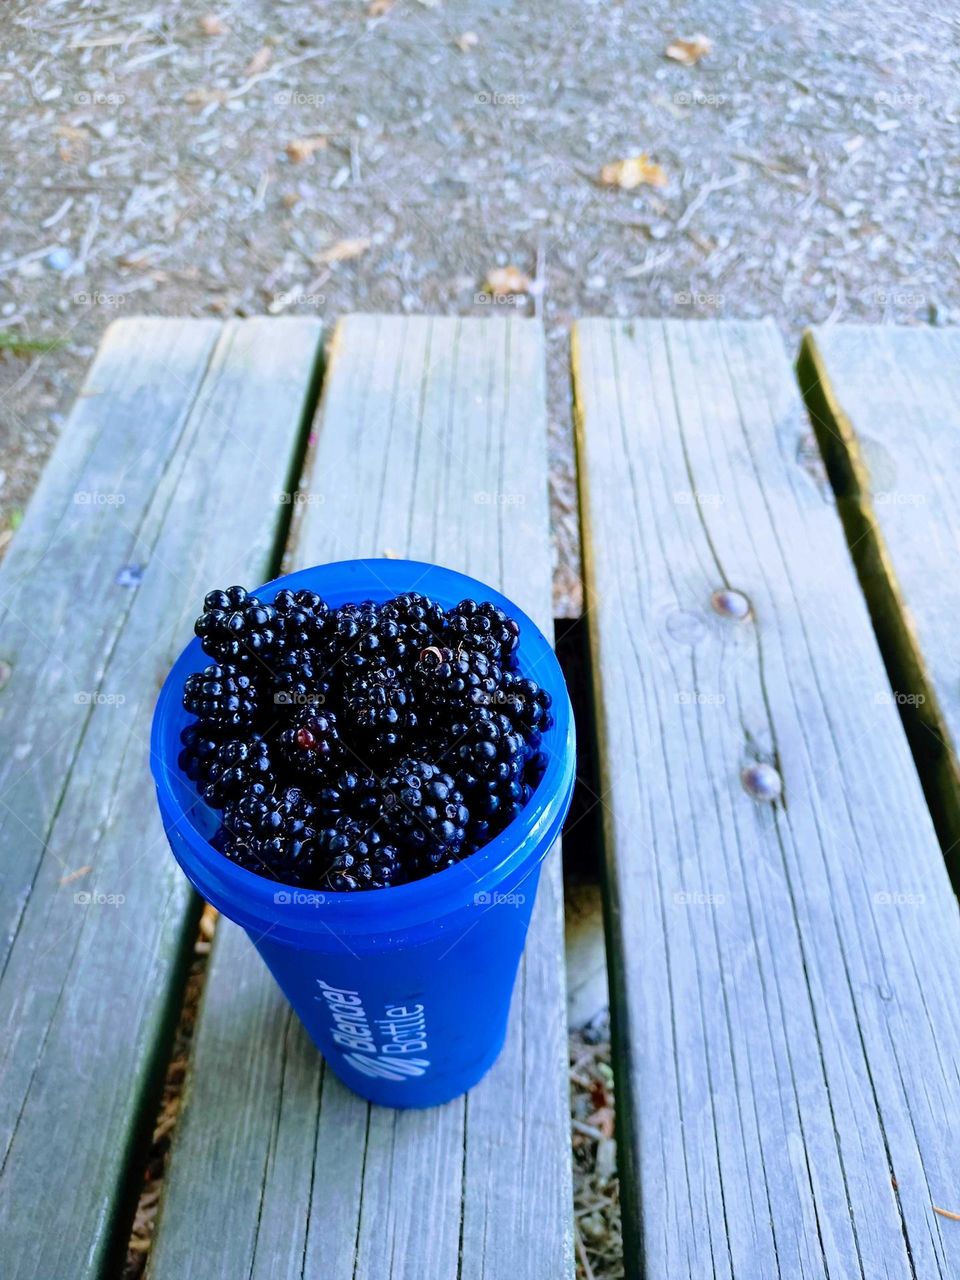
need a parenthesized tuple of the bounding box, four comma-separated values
(151, 559, 575, 1108)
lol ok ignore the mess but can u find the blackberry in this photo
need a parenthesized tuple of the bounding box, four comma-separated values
(315, 767, 382, 820)
(194, 587, 281, 666)
(326, 601, 392, 676)
(445, 599, 520, 667)
(316, 817, 402, 891)
(413, 645, 502, 711)
(219, 785, 318, 883)
(273, 588, 331, 650)
(343, 668, 418, 755)
(443, 707, 529, 786)
(383, 592, 445, 652)
(277, 707, 344, 779)
(200, 736, 273, 807)
(183, 663, 259, 730)
(500, 673, 553, 734)
(178, 722, 222, 786)
(467, 778, 534, 847)
(381, 758, 470, 861)
(268, 648, 332, 716)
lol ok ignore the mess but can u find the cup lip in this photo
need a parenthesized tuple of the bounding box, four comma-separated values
(151, 558, 576, 937)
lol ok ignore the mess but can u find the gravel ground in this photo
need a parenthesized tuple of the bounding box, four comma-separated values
(2, 0, 958, 610)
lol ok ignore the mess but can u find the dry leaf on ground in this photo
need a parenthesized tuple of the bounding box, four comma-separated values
(456, 31, 479, 51)
(286, 135, 327, 162)
(244, 46, 273, 76)
(185, 87, 229, 107)
(599, 154, 668, 190)
(316, 237, 370, 264)
(199, 14, 227, 36)
(485, 265, 530, 296)
(368, 0, 394, 14)
(665, 33, 712, 65)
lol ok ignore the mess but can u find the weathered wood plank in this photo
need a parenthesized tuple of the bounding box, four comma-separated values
(798, 324, 960, 854)
(150, 315, 573, 1280)
(0, 317, 323, 1278)
(573, 317, 960, 1280)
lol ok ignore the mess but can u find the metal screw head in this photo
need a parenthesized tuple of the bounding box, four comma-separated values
(741, 762, 782, 802)
(712, 588, 751, 620)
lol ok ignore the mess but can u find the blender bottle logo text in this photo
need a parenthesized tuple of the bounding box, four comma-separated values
(316, 979, 431, 1081)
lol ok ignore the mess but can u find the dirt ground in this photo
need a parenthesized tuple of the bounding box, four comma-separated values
(2, 0, 958, 611)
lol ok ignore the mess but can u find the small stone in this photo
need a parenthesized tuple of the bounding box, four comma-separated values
(46, 247, 74, 271)
(711, 588, 751, 620)
(741, 762, 782, 802)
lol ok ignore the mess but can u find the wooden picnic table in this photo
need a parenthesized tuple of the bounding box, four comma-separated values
(1, 313, 958, 1279)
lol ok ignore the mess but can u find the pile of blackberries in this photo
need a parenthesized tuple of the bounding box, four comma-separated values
(179, 587, 553, 891)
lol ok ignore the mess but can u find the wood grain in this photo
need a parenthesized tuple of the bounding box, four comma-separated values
(0, 317, 323, 1278)
(149, 316, 573, 1280)
(799, 324, 960, 856)
(574, 318, 960, 1280)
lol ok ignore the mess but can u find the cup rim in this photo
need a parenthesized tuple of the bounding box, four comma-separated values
(151, 558, 576, 936)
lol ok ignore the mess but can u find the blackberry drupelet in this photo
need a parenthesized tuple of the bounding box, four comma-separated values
(183, 663, 259, 730)
(218, 785, 319, 883)
(316, 817, 402, 891)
